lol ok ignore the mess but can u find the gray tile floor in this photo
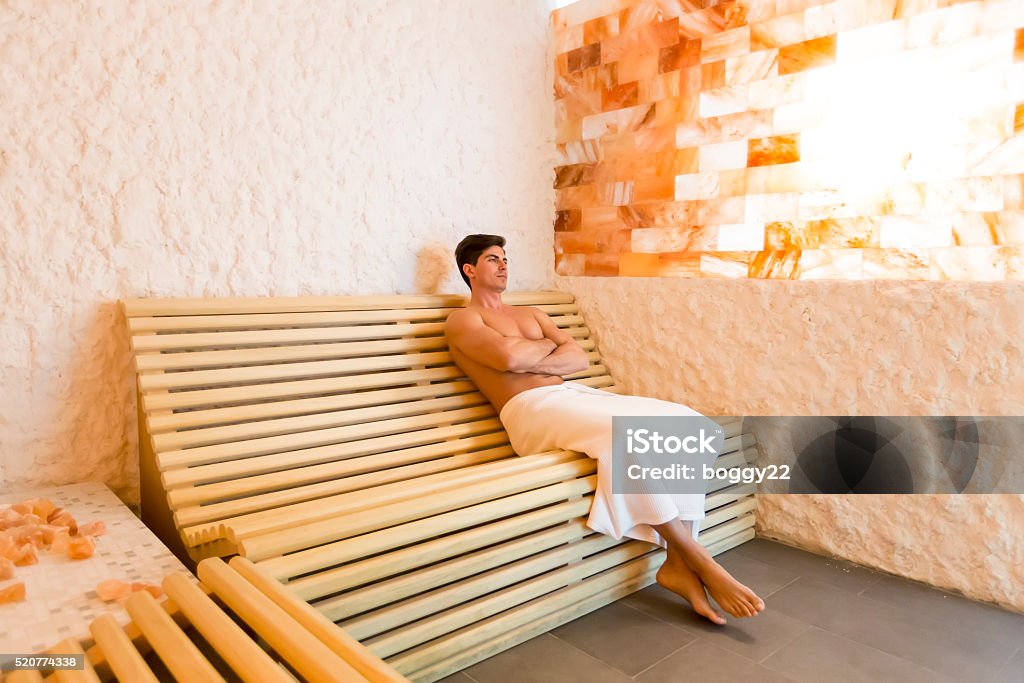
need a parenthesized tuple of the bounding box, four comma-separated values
(440, 539, 1024, 683)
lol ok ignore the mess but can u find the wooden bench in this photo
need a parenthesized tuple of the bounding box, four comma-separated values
(123, 291, 758, 681)
(10, 556, 404, 683)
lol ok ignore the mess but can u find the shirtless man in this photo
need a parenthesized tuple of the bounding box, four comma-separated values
(444, 234, 764, 623)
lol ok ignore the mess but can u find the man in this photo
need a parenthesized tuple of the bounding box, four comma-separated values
(444, 234, 764, 624)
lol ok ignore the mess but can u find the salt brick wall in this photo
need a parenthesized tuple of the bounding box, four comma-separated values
(0, 1, 557, 506)
(551, 0, 1024, 279)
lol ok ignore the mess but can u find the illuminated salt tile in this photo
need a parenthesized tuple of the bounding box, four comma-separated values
(620, 2, 660, 32)
(1015, 103, 1024, 134)
(557, 228, 633, 255)
(1005, 175, 1024, 209)
(748, 249, 801, 277)
(680, 64, 701, 93)
(748, 133, 800, 167)
(699, 139, 749, 171)
(930, 245, 1009, 280)
(659, 39, 700, 74)
(701, 251, 752, 277)
(967, 137, 1024, 176)
(805, 3, 837, 40)
(602, 82, 640, 111)
(797, 190, 860, 220)
(779, 35, 836, 75)
(748, 72, 806, 109)
(1010, 63, 1024, 101)
(562, 139, 603, 164)
(718, 168, 748, 196)
(925, 177, 1004, 213)
(556, 117, 582, 144)
(746, 192, 801, 222)
(556, 210, 582, 233)
(766, 161, 821, 193)
(555, 70, 584, 100)
(701, 60, 727, 89)
(676, 118, 723, 147)
(833, 0, 898, 33)
(906, 143, 968, 182)
(716, 222, 765, 249)
(568, 44, 602, 73)
(837, 20, 906, 62)
(881, 183, 928, 215)
(778, 0, 832, 15)
(930, 31, 1014, 78)
(596, 180, 636, 205)
(634, 176, 676, 202)
(633, 123, 677, 153)
(584, 62, 620, 92)
(678, 8, 727, 39)
(584, 14, 620, 45)
(709, 1, 751, 30)
(555, 163, 597, 189)
(581, 205, 628, 230)
(640, 71, 681, 102)
(618, 50, 660, 83)
(700, 85, 749, 117)
(951, 212, 997, 246)
(557, 52, 571, 77)
(880, 215, 954, 248)
(655, 94, 698, 126)
(676, 172, 720, 200)
(1017, 26, 1024, 61)
(751, 12, 807, 50)
(765, 217, 880, 248)
(558, 90, 603, 120)
(631, 226, 717, 252)
(619, 252, 662, 276)
(725, 49, 780, 86)
(906, 3, 980, 49)
(862, 248, 930, 279)
(585, 253, 621, 276)
(628, 200, 698, 227)
(745, 165, 773, 194)
(978, 0, 1024, 36)
(552, 0, 634, 31)
(701, 26, 752, 63)
(1004, 246, 1024, 278)
(603, 17, 680, 63)
(992, 209, 1024, 243)
(700, 196, 747, 224)
(798, 248, 863, 279)
(740, 0, 779, 24)
(582, 104, 654, 139)
(720, 109, 774, 141)
(557, 184, 597, 210)
(555, 253, 586, 276)
(772, 101, 824, 134)
(556, 25, 586, 55)
(673, 147, 700, 175)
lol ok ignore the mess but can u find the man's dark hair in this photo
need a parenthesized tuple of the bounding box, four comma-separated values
(454, 234, 506, 289)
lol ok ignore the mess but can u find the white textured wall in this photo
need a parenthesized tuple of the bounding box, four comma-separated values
(559, 276, 1024, 612)
(0, 1, 557, 505)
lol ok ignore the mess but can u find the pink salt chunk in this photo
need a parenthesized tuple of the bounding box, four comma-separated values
(131, 582, 163, 599)
(0, 581, 26, 604)
(47, 509, 77, 534)
(0, 557, 13, 581)
(67, 535, 96, 560)
(49, 528, 70, 555)
(29, 498, 57, 519)
(13, 544, 38, 567)
(40, 525, 64, 545)
(95, 579, 132, 602)
(10, 502, 31, 515)
(76, 520, 106, 537)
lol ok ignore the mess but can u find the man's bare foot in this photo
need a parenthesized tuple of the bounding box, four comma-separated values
(656, 555, 727, 625)
(688, 553, 764, 618)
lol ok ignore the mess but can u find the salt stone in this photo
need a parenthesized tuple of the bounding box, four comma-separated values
(13, 544, 38, 567)
(0, 582, 26, 604)
(67, 535, 96, 560)
(0, 558, 13, 580)
(76, 520, 106, 537)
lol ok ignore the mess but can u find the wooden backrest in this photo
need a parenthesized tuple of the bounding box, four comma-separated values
(123, 291, 758, 681)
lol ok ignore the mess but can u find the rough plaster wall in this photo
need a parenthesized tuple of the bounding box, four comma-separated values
(559, 275, 1024, 611)
(0, 1, 557, 505)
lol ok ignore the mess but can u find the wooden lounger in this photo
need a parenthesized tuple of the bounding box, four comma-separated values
(122, 291, 758, 681)
(5, 556, 404, 683)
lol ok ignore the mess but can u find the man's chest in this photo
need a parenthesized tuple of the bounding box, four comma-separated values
(478, 308, 544, 339)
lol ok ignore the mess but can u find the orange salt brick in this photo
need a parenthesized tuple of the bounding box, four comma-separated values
(0, 581, 26, 604)
(711, 0, 752, 28)
(602, 82, 639, 112)
(77, 520, 106, 538)
(748, 133, 800, 167)
(555, 253, 585, 276)
(567, 43, 601, 73)
(701, 60, 726, 89)
(13, 543, 38, 567)
(67, 535, 96, 560)
(584, 253, 620, 276)
(659, 39, 700, 74)
(779, 35, 835, 75)
(1016, 28, 1024, 62)
(618, 51, 659, 83)
(555, 209, 582, 233)
(584, 14, 619, 45)
(633, 176, 676, 202)
(132, 582, 164, 599)
(751, 12, 807, 50)
(0, 557, 13, 580)
(555, 163, 595, 189)
(1015, 103, 1024, 134)
(700, 26, 751, 64)
(96, 579, 132, 602)
(749, 249, 801, 278)
(619, 252, 662, 276)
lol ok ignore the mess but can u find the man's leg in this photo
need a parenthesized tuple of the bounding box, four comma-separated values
(652, 518, 764, 619)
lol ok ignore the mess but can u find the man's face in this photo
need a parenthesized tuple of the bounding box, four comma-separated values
(468, 245, 508, 292)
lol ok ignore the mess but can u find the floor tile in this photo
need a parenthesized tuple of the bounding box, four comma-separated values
(435, 674, 474, 683)
(550, 601, 695, 675)
(989, 646, 1024, 683)
(735, 539, 881, 594)
(762, 626, 958, 683)
(636, 639, 795, 683)
(710, 546, 802, 597)
(464, 633, 632, 683)
(769, 576, 1014, 680)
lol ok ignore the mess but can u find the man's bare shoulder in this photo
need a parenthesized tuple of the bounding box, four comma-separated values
(445, 307, 482, 332)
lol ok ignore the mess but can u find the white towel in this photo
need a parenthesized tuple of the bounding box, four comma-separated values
(499, 382, 705, 548)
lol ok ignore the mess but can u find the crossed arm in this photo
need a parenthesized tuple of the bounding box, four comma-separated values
(445, 308, 590, 376)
